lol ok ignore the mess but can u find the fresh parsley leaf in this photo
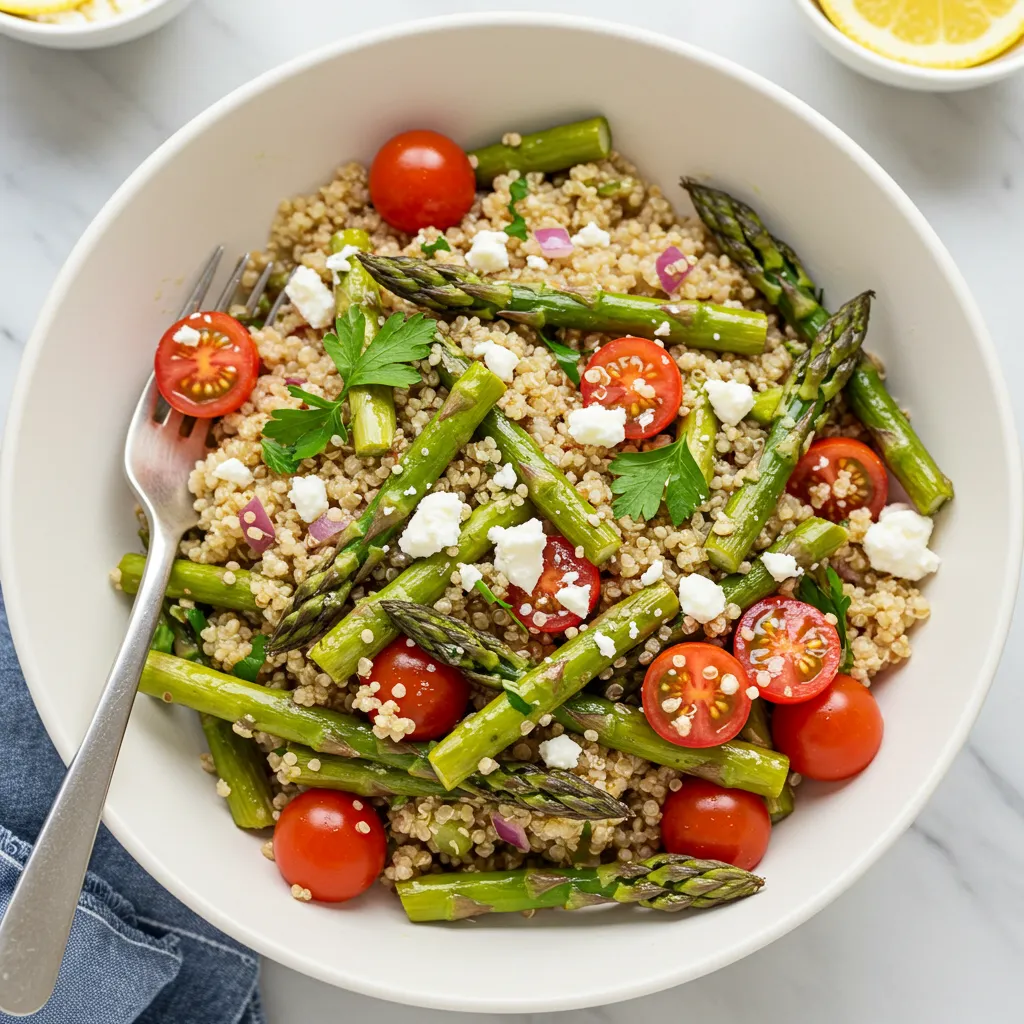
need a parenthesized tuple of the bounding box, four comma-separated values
(233, 633, 268, 682)
(422, 236, 451, 256)
(504, 177, 529, 241)
(261, 438, 301, 474)
(539, 329, 581, 386)
(322, 307, 364, 383)
(348, 312, 437, 389)
(474, 579, 528, 634)
(608, 439, 709, 526)
(797, 566, 853, 672)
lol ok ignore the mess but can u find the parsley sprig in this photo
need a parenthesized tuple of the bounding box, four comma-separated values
(608, 440, 709, 526)
(261, 306, 437, 472)
(797, 566, 853, 672)
(421, 236, 451, 256)
(539, 329, 581, 386)
(473, 579, 528, 635)
(504, 177, 529, 241)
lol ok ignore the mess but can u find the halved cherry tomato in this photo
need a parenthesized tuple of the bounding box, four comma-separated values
(507, 534, 600, 634)
(367, 638, 469, 741)
(154, 311, 260, 418)
(369, 129, 476, 234)
(772, 674, 883, 781)
(642, 643, 751, 749)
(788, 437, 888, 521)
(734, 597, 841, 705)
(273, 789, 386, 903)
(660, 779, 771, 870)
(579, 336, 682, 440)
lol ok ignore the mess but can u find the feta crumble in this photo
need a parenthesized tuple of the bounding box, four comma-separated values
(473, 340, 520, 381)
(567, 404, 627, 447)
(213, 458, 253, 487)
(288, 475, 329, 523)
(538, 734, 583, 770)
(863, 505, 941, 581)
(466, 230, 510, 273)
(488, 518, 547, 593)
(285, 265, 335, 329)
(172, 324, 202, 346)
(325, 243, 362, 283)
(593, 631, 616, 658)
(654, 321, 671, 338)
(456, 562, 483, 592)
(640, 560, 664, 586)
(399, 492, 467, 558)
(554, 583, 592, 618)
(571, 221, 611, 247)
(492, 462, 518, 489)
(704, 379, 755, 426)
(677, 573, 727, 623)
(761, 551, 803, 582)
(526, 254, 549, 270)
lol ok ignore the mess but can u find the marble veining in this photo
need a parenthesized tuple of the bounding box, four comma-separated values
(2, 1, 1023, 1020)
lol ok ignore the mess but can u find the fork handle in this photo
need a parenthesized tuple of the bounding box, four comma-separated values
(0, 526, 180, 1016)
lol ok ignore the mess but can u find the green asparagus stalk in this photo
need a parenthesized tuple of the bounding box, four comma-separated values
(429, 818, 474, 858)
(704, 293, 872, 573)
(140, 652, 627, 819)
(468, 116, 613, 185)
(357, 254, 768, 355)
(739, 701, 794, 824)
(426, 583, 680, 790)
(331, 229, 396, 458)
(680, 389, 720, 486)
(397, 853, 764, 920)
(118, 554, 258, 613)
(432, 335, 621, 564)
(381, 601, 789, 799)
(267, 360, 506, 652)
(309, 496, 534, 681)
(683, 180, 953, 514)
(151, 610, 175, 654)
(748, 386, 783, 426)
(201, 714, 276, 829)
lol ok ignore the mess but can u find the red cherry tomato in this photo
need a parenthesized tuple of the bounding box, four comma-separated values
(579, 336, 683, 440)
(734, 597, 842, 705)
(507, 534, 601, 634)
(273, 789, 386, 903)
(642, 643, 751, 749)
(154, 311, 260, 418)
(788, 438, 888, 522)
(367, 638, 469, 741)
(660, 779, 771, 870)
(772, 674, 883, 781)
(369, 129, 476, 234)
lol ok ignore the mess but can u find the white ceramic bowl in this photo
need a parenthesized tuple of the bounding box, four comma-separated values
(0, 0, 194, 49)
(1, 12, 1021, 1013)
(792, 0, 1024, 91)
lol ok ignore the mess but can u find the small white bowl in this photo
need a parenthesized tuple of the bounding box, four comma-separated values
(792, 0, 1024, 91)
(0, 0, 194, 49)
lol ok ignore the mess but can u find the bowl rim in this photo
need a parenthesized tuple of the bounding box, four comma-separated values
(2, 10, 1021, 1010)
(791, 0, 1024, 86)
(0, 0, 181, 37)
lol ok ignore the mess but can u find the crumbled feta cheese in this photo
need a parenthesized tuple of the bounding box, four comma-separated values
(677, 573, 727, 623)
(538, 734, 583, 770)
(567, 405, 626, 447)
(640, 560, 664, 586)
(173, 324, 202, 346)
(398, 492, 467, 558)
(213, 458, 253, 487)
(526, 254, 549, 270)
(456, 562, 483, 592)
(492, 462, 518, 489)
(761, 551, 803, 582)
(863, 505, 941, 581)
(466, 230, 510, 273)
(593, 631, 616, 658)
(473, 340, 520, 381)
(554, 583, 592, 618)
(285, 265, 335, 329)
(571, 221, 611, 247)
(488, 518, 547, 593)
(654, 321, 671, 338)
(325, 244, 362, 283)
(704, 379, 755, 426)
(288, 475, 329, 523)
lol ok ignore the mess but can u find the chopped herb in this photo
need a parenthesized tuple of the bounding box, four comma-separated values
(608, 440, 709, 526)
(421, 236, 451, 256)
(504, 177, 529, 241)
(539, 329, 581, 387)
(233, 633, 268, 682)
(504, 686, 534, 716)
(261, 307, 437, 469)
(797, 566, 853, 672)
(473, 579, 528, 634)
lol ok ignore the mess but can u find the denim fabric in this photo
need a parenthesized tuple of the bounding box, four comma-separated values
(0, 589, 266, 1024)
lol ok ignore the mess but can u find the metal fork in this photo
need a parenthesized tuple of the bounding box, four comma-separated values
(0, 249, 278, 1017)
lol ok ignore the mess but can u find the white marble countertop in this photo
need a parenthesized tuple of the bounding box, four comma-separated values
(2, 1, 1023, 1020)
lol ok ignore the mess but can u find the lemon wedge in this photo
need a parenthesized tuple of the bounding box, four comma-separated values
(819, 0, 1024, 68)
(0, 0, 84, 12)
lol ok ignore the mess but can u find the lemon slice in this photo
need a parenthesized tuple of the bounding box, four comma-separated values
(819, 0, 1024, 68)
(0, 0, 84, 12)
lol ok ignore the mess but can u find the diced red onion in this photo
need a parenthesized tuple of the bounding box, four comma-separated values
(307, 511, 351, 547)
(655, 246, 693, 295)
(239, 497, 276, 554)
(284, 376, 305, 386)
(534, 227, 574, 258)
(490, 812, 530, 852)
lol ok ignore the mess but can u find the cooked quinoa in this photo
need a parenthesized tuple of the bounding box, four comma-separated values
(141, 150, 930, 889)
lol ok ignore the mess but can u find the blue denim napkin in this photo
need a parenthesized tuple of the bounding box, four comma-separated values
(0, 589, 266, 1024)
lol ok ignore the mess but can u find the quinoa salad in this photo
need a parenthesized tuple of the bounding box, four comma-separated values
(117, 116, 951, 920)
